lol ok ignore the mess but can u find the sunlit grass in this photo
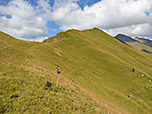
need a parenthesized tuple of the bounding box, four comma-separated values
(0, 29, 152, 114)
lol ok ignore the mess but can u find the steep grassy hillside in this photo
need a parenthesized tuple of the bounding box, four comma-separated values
(0, 29, 152, 114)
(0, 31, 105, 114)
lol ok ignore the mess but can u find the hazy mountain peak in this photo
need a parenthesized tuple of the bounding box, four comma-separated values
(115, 34, 137, 42)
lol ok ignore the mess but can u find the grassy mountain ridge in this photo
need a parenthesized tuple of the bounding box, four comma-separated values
(1, 29, 152, 114)
(0, 31, 105, 114)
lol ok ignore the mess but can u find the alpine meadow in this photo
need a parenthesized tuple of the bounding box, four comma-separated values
(0, 28, 152, 114)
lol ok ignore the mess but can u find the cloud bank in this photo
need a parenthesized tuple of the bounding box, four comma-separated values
(0, 0, 49, 38)
(51, 0, 152, 37)
(0, 0, 152, 41)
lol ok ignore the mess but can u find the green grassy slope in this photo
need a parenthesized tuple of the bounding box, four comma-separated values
(0, 29, 152, 114)
(0, 31, 105, 114)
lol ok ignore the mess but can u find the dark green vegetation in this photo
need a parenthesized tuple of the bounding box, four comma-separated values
(0, 29, 152, 114)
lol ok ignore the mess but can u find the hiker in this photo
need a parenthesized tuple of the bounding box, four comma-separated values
(56, 65, 61, 88)
(56, 65, 61, 74)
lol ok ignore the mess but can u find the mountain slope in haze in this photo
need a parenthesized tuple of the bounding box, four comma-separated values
(135, 37, 152, 47)
(115, 34, 152, 54)
(114, 34, 137, 43)
(1, 29, 152, 114)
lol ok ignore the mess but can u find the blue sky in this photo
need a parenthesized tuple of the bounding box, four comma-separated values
(0, 0, 152, 41)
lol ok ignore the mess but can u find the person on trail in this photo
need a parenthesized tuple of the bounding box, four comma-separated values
(56, 65, 61, 88)
(56, 65, 61, 74)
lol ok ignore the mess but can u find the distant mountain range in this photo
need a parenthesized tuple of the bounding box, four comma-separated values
(115, 34, 137, 42)
(115, 34, 152, 54)
(134, 37, 152, 47)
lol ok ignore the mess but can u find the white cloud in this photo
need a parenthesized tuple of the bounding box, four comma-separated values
(0, 0, 48, 38)
(50, 28, 57, 32)
(0, 0, 152, 40)
(50, 0, 152, 37)
(105, 11, 152, 37)
(148, 13, 152, 26)
(105, 23, 152, 37)
(27, 36, 48, 42)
